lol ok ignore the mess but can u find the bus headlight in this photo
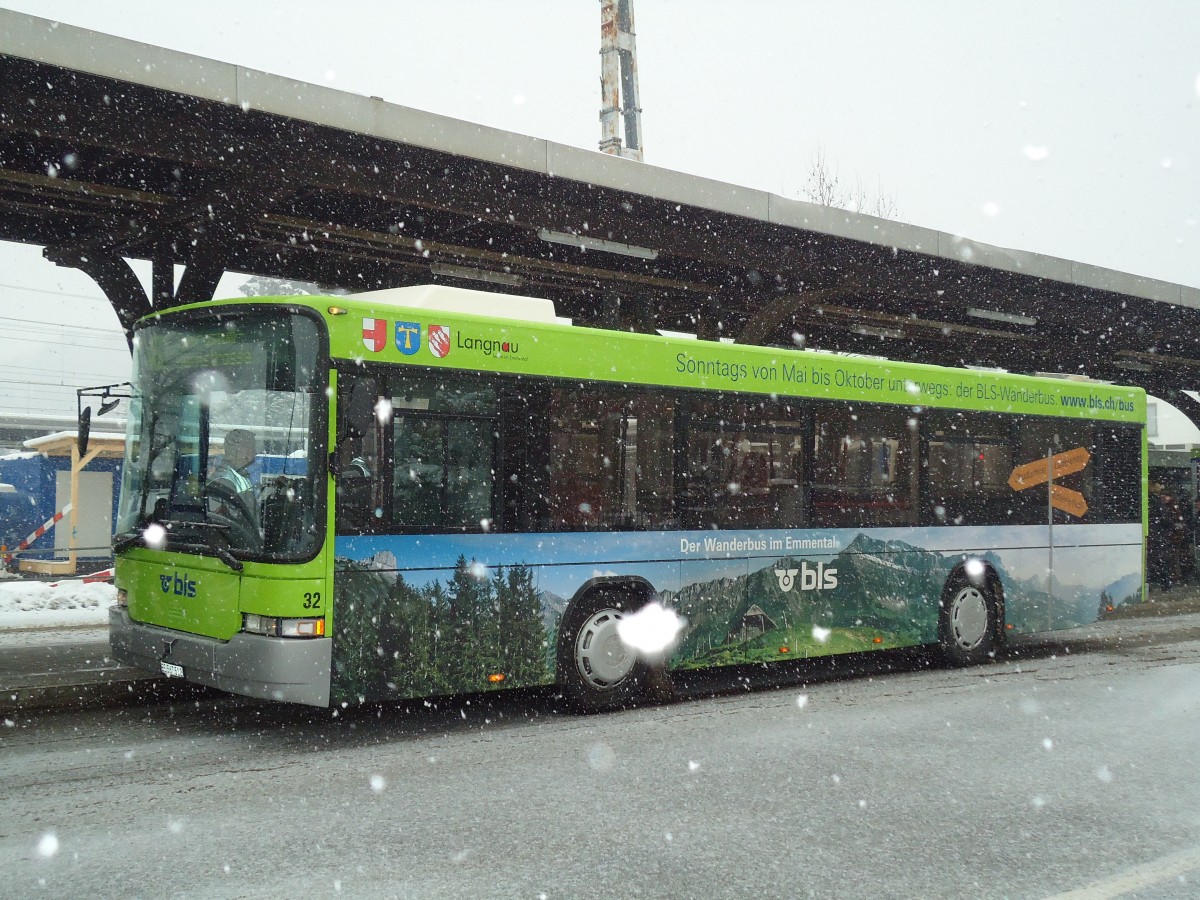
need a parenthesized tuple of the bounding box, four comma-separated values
(280, 618, 326, 638)
(242, 614, 326, 638)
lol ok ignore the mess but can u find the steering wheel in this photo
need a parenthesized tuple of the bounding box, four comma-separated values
(206, 481, 263, 552)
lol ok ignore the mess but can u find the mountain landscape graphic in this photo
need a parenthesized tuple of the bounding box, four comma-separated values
(653, 532, 1136, 666)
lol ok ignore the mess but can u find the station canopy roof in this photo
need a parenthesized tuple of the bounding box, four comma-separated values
(3, 9, 1200, 409)
(23, 431, 125, 459)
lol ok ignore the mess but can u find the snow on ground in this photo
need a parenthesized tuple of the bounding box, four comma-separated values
(0, 574, 115, 630)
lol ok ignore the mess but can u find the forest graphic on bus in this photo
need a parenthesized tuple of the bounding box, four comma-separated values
(332, 523, 1142, 702)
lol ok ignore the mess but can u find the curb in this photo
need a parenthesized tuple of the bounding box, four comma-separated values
(1102, 598, 1200, 620)
(1, 674, 216, 714)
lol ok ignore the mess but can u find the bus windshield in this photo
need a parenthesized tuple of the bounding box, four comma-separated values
(115, 308, 326, 562)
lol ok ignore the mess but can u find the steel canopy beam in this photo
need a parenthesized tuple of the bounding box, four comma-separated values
(42, 246, 147, 344)
(2, 7, 1200, 400)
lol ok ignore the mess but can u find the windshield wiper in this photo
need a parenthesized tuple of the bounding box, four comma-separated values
(112, 531, 145, 554)
(114, 520, 244, 572)
(206, 541, 244, 573)
(168, 520, 245, 572)
(112, 508, 161, 553)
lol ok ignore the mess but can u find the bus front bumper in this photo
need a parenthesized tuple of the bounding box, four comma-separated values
(109, 608, 331, 707)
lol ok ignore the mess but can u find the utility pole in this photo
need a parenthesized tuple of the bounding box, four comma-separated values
(599, 0, 643, 161)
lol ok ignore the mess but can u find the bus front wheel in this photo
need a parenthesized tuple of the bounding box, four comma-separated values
(557, 590, 649, 712)
(939, 571, 1002, 666)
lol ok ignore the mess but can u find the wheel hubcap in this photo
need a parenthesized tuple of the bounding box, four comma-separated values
(575, 609, 635, 689)
(950, 587, 989, 651)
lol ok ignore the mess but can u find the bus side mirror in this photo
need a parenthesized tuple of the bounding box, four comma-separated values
(345, 380, 377, 438)
(76, 381, 129, 456)
(78, 406, 92, 456)
(330, 379, 378, 478)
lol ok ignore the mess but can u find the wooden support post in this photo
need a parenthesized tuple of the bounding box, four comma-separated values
(68, 440, 101, 575)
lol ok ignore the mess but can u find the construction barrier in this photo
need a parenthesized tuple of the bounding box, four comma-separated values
(2, 502, 73, 565)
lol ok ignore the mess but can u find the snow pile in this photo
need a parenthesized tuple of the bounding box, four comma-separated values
(0, 578, 115, 630)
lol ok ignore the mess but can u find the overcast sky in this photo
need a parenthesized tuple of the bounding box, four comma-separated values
(2, 0, 1198, 422)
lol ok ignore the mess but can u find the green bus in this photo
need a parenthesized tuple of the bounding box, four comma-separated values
(107, 285, 1147, 710)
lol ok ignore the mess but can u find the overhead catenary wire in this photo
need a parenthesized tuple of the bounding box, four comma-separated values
(0, 279, 128, 300)
(0, 320, 129, 353)
(0, 285, 131, 415)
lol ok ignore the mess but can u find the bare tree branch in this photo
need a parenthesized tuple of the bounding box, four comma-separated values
(801, 146, 898, 220)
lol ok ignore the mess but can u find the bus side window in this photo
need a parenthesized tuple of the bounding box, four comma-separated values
(537, 387, 676, 532)
(393, 414, 445, 529)
(446, 419, 494, 527)
(1092, 425, 1142, 523)
(543, 390, 616, 530)
(389, 376, 497, 533)
(499, 387, 545, 534)
(811, 404, 917, 527)
(629, 393, 677, 530)
(390, 414, 496, 532)
(678, 396, 805, 530)
(923, 411, 1013, 526)
(1015, 418, 1093, 525)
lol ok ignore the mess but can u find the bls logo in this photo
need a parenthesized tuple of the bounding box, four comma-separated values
(159, 573, 197, 598)
(774, 563, 838, 593)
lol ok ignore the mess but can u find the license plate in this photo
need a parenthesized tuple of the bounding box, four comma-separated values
(160, 661, 184, 678)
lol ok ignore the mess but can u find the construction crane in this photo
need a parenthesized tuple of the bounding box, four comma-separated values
(599, 0, 643, 161)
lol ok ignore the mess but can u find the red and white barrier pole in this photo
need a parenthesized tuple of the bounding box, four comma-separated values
(3, 502, 73, 564)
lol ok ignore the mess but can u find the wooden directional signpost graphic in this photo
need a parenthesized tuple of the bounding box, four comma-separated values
(1007, 447, 1091, 517)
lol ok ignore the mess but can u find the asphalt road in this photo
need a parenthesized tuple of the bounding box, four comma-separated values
(2, 614, 1199, 899)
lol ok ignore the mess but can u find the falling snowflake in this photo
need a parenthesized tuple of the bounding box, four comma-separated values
(616, 602, 685, 655)
(36, 832, 59, 858)
(144, 522, 167, 548)
(588, 743, 616, 772)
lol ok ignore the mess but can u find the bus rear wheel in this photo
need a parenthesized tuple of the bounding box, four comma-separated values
(939, 571, 1001, 666)
(557, 591, 648, 712)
